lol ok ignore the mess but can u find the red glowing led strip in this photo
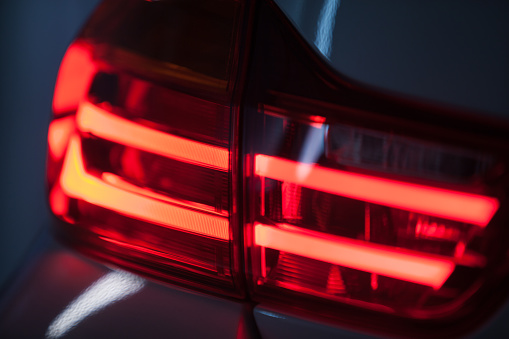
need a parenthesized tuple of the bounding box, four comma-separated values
(255, 155, 498, 227)
(59, 135, 229, 240)
(255, 223, 454, 289)
(77, 102, 229, 171)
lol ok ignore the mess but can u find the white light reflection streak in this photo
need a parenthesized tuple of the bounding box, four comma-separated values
(46, 271, 145, 339)
(314, 0, 341, 58)
(296, 125, 325, 181)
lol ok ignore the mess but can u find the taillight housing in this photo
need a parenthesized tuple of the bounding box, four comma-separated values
(47, 0, 245, 296)
(245, 104, 502, 316)
(47, 0, 509, 336)
(242, 1, 509, 336)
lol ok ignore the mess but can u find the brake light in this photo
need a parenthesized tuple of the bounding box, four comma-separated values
(254, 223, 455, 289)
(255, 154, 498, 227)
(60, 135, 229, 239)
(76, 102, 229, 170)
(47, 0, 245, 296)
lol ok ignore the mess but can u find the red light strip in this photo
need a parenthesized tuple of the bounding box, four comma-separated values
(255, 223, 455, 289)
(255, 155, 498, 227)
(76, 102, 229, 171)
(101, 172, 227, 216)
(59, 136, 229, 240)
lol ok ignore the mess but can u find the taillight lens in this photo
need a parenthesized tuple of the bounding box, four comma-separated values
(246, 108, 500, 316)
(243, 0, 509, 334)
(47, 0, 245, 296)
(47, 0, 509, 336)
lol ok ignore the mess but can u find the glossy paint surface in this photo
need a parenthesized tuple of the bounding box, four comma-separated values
(0, 234, 255, 339)
(254, 303, 509, 339)
(275, 0, 509, 118)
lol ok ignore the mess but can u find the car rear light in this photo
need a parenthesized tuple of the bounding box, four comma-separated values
(246, 110, 500, 313)
(47, 0, 246, 296)
(242, 1, 509, 336)
(47, 0, 509, 336)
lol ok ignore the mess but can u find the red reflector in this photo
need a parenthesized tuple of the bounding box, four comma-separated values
(77, 102, 229, 171)
(48, 116, 75, 159)
(60, 135, 229, 240)
(53, 44, 96, 114)
(255, 223, 454, 289)
(255, 154, 499, 227)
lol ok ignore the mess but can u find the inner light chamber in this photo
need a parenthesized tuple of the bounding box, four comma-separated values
(59, 135, 229, 240)
(244, 101, 504, 317)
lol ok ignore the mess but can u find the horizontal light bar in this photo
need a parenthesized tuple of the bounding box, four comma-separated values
(101, 172, 228, 217)
(255, 223, 455, 289)
(60, 136, 229, 240)
(77, 102, 229, 171)
(255, 155, 498, 227)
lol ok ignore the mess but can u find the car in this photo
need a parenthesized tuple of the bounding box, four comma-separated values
(1, 0, 509, 338)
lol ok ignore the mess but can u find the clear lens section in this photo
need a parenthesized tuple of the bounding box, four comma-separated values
(246, 106, 502, 318)
(326, 124, 493, 184)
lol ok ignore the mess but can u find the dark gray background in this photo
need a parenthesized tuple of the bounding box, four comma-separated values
(0, 0, 102, 288)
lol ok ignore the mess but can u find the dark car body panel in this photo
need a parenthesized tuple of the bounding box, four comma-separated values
(0, 230, 258, 339)
(2, 231, 509, 338)
(275, 0, 509, 118)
